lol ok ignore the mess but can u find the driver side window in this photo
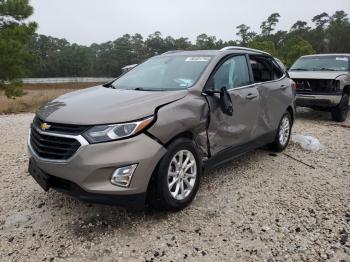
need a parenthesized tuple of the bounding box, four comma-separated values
(211, 55, 251, 91)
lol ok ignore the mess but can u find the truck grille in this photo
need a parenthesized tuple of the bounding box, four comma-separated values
(293, 79, 338, 94)
(30, 127, 81, 160)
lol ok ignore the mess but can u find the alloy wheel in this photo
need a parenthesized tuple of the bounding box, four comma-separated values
(167, 150, 197, 201)
(279, 116, 290, 146)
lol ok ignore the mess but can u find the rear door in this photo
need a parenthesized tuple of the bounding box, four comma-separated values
(249, 55, 291, 136)
(206, 55, 260, 156)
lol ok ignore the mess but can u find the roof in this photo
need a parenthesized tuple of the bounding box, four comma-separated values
(160, 47, 272, 57)
(301, 53, 350, 58)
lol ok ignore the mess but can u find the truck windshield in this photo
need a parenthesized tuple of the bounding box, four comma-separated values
(290, 56, 349, 72)
(111, 55, 213, 91)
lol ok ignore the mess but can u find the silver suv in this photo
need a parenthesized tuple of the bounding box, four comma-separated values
(289, 54, 350, 122)
(28, 47, 296, 211)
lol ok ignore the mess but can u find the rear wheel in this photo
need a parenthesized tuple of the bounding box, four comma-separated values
(331, 94, 349, 122)
(269, 112, 292, 152)
(148, 138, 201, 211)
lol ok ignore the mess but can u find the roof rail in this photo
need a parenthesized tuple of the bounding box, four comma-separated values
(220, 46, 270, 56)
(162, 50, 185, 55)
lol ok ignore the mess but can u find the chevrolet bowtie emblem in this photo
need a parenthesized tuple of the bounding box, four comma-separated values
(40, 122, 51, 131)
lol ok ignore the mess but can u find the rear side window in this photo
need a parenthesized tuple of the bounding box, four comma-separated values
(272, 59, 284, 79)
(210, 55, 251, 91)
(250, 56, 283, 83)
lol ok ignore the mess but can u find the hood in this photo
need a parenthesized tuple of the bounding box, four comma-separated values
(37, 85, 188, 125)
(289, 71, 348, 80)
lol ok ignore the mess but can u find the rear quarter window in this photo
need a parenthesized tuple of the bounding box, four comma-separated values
(250, 56, 284, 83)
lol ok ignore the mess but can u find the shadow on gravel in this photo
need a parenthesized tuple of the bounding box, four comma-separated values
(38, 148, 268, 241)
(295, 107, 332, 121)
(201, 150, 258, 183)
(43, 193, 171, 240)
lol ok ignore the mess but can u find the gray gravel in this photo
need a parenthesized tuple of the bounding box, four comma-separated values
(0, 109, 349, 261)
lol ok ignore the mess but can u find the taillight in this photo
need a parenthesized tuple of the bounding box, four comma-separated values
(291, 82, 297, 91)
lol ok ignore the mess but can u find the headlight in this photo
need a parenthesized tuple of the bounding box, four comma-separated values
(83, 116, 154, 143)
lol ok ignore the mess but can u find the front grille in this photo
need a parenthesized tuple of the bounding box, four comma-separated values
(33, 116, 89, 135)
(30, 127, 81, 160)
(293, 79, 338, 94)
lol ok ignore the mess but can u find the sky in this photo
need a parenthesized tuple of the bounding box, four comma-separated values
(29, 0, 350, 46)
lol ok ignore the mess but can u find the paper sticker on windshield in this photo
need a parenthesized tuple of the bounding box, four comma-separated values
(336, 57, 348, 62)
(185, 57, 211, 62)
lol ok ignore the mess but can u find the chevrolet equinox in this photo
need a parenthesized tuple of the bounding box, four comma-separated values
(28, 47, 296, 211)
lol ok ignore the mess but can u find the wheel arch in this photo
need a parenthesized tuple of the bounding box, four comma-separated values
(286, 106, 295, 124)
(164, 131, 194, 147)
(343, 85, 350, 95)
(145, 131, 201, 209)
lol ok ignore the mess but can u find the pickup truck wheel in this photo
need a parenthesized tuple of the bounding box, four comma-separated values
(269, 112, 292, 152)
(148, 138, 201, 211)
(331, 94, 349, 122)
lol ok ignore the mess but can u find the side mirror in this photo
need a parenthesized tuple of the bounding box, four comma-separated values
(219, 87, 233, 116)
(203, 86, 233, 116)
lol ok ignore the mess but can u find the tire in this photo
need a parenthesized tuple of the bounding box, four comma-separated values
(148, 137, 202, 211)
(331, 94, 349, 122)
(269, 112, 292, 152)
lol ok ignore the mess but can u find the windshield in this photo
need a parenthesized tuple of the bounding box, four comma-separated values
(111, 55, 213, 91)
(290, 56, 349, 72)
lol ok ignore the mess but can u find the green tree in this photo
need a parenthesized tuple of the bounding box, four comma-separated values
(279, 37, 315, 67)
(236, 24, 256, 46)
(145, 31, 167, 55)
(0, 0, 36, 97)
(248, 40, 277, 57)
(196, 33, 217, 49)
(327, 10, 350, 52)
(260, 13, 280, 36)
(312, 12, 330, 28)
(291, 21, 310, 32)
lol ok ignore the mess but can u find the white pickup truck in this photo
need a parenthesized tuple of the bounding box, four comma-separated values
(289, 54, 350, 122)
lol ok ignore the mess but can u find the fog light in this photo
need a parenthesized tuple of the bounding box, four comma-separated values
(111, 164, 137, 187)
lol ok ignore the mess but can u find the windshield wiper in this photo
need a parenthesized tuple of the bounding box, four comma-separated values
(291, 68, 308, 71)
(134, 87, 150, 91)
(318, 68, 336, 71)
(133, 87, 166, 91)
(103, 82, 116, 89)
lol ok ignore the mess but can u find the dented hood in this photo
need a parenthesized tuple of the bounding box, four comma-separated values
(289, 71, 348, 80)
(37, 85, 188, 125)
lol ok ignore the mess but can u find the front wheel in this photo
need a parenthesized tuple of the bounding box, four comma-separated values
(331, 94, 349, 122)
(149, 138, 201, 211)
(269, 112, 292, 152)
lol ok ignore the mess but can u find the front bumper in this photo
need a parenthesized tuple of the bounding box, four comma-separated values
(296, 93, 342, 107)
(28, 129, 167, 199)
(32, 163, 147, 208)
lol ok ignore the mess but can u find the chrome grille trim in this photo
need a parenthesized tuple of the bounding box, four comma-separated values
(28, 127, 89, 163)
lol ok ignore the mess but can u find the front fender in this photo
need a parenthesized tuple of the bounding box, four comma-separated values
(148, 94, 209, 158)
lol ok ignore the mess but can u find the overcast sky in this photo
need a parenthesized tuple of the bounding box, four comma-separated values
(29, 0, 350, 46)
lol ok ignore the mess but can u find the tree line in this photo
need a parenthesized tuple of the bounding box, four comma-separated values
(26, 10, 350, 78)
(1, 0, 350, 97)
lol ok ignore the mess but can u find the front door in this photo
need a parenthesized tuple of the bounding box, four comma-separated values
(206, 55, 260, 156)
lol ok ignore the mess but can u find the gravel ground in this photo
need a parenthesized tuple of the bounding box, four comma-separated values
(0, 109, 349, 262)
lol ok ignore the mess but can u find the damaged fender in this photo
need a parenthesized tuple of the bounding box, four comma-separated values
(147, 92, 210, 159)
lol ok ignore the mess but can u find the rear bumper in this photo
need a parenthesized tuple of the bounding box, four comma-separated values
(296, 93, 342, 107)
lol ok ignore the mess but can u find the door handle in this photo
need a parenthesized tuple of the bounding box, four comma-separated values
(245, 93, 258, 100)
(280, 85, 288, 90)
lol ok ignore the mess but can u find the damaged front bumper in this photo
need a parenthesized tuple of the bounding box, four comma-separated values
(296, 93, 342, 108)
